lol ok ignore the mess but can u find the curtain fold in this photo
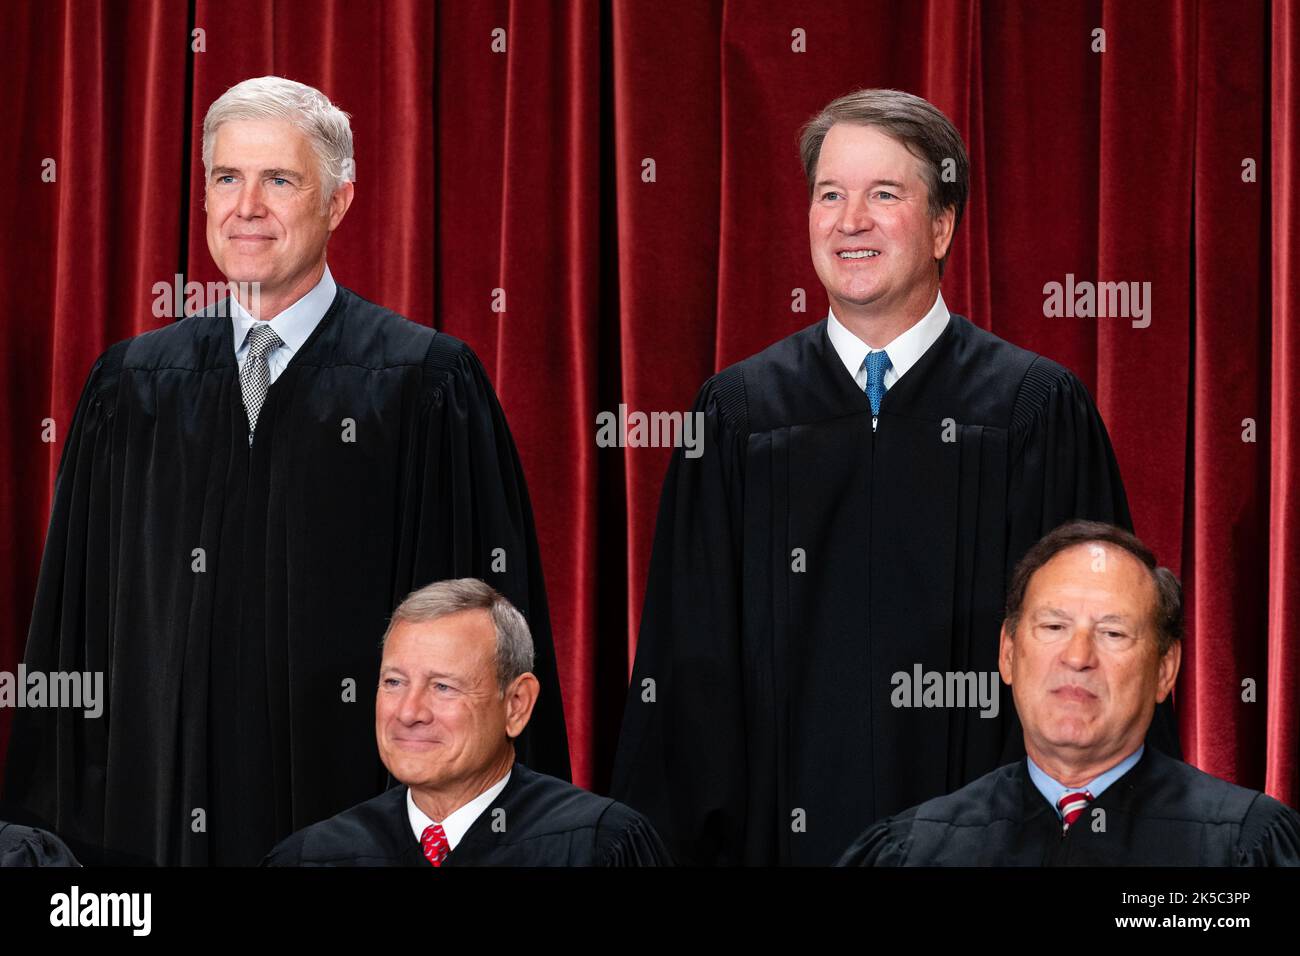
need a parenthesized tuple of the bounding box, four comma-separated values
(1268, 0, 1299, 807)
(0, 0, 1294, 803)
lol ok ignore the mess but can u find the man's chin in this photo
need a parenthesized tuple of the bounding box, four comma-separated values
(1039, 720, 1099, 751)
(218, 268, 274, 287)
(387, 762, 451, 789)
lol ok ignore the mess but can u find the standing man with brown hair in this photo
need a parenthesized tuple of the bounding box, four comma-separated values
(613, 88, 1178, 866)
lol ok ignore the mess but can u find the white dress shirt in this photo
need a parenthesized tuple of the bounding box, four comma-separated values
(825, 289, 951, 392)
(231, 263, 338, 385)
(406, 768, 513, 852)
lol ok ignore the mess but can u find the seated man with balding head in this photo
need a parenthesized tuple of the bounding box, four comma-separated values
(264, 579, 670, 867)
(839, 520, 1300, 866)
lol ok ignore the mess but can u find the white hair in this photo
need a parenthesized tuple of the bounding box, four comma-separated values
(202, 76, 355, 213)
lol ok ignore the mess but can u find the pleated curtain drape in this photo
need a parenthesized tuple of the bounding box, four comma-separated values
(0, 0, 1295, 806)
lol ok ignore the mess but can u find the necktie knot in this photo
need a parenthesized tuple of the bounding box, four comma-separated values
(245, 323, 283, 359)
(1057, 790, 1094, 832)
(421, 822, 449, 867)
(863, 350, 892, 416)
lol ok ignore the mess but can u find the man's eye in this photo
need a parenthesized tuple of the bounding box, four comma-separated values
(821, 191, 841, 201)
(875, 191, 897, 200)
(270, 177, 289, 187)
(382, 677, 401, 687)
(434, 682, 452, 692)
(217, 176, 236, 185)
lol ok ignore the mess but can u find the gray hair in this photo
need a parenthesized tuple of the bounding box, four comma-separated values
(381, 578, 535, 694)
(202, 75, 355, 213)
(799, 88, 969, 277)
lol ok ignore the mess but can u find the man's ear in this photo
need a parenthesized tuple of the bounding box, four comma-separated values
(931, 205, 956, 262)
(998, 621, 1015, 686)
(327, 180, 355, 232)
(503, 672, 539, 739)
(1154, 639, 1182, 703)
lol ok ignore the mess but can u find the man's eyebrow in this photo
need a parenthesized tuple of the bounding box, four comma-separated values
(378, 665, 459, 680)
(1030, 607, 1134, 625)
(1032, 606, 1072, 618)
(812, 178, 908, 190)
(209, 166, 304, 180)
(1095, 613, 1133, 625)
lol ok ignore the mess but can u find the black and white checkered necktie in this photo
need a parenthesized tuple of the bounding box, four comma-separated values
(240, 323, 283, 444)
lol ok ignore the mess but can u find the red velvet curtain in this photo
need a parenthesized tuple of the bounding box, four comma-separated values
(1, 0, 1296, 805)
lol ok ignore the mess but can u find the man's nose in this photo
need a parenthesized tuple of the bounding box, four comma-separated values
(1060, 623, 1098, 668)
(839, 193, 875, 233)
(236, 180, 266, 219)
(395, 688, 432, 724)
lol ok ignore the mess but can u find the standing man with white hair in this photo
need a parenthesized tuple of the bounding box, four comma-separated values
(2, 76, 569, 865)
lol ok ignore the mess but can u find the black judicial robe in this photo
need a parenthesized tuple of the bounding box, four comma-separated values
(838, 748, 1300, 866)
(1, 286, 569, 866)
(261, 763, 672, 866)
(612, 313, 1180, 866)
(0, 820, 80, 867)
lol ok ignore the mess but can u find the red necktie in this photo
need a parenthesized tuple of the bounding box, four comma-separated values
(1057, 790, 1094, 832)
(421, 823, 449, 866)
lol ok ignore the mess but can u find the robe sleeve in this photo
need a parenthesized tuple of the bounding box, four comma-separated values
(1, 341, 127, 855)
(835, 814, 913, 867)
(1237, 796, 1300, 866)
(259, 832, 304, 867)
(397, 334, 570, 782)
(595, 803, 675, 867)
(0, 821, 81, 867)
(1007, 357, 1132, 556)
(610, 374, 750, 865)
(1005, 358, 1182, 761)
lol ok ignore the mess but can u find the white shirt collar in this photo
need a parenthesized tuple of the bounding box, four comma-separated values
(825, 289, 950, 385)
(406, 767, 513, 852)
(231, 262, 337, 356)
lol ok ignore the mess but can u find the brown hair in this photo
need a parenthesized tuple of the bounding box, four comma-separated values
(1004, 520, 1183, 656)
(799, 88, 969, 277)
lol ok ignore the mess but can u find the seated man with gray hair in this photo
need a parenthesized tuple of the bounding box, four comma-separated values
(264, 579, 671, 866)
(839, 521, 1300, 866)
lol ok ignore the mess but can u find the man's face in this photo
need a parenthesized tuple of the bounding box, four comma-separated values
(376, 611, 520, 792)
(999, 543, 1180, 771)
(204, 117, 349, 295)
(808, 123, 954, 321)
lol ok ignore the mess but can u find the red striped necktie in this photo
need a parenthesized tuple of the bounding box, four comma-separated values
(1057, 790, 1094, 832)
(421, 823, 450, 866)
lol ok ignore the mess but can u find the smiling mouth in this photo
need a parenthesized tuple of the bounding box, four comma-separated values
(838, 250, 881, 259)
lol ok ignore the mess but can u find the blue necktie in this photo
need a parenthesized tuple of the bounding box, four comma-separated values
(863, 350, 892, 416)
